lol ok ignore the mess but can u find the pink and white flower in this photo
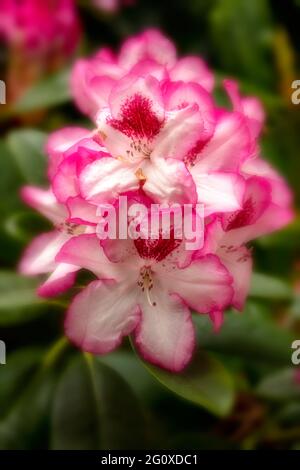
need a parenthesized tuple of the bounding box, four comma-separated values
(71, 28, 214, 119)
(57, 231, 233, 371)
(80, 76, 216, 206)
(19, 29, 294, 372)
(78, 76, 248, 215)
(19, 186, 80, 298)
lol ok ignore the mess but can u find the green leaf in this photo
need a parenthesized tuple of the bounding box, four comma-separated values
(0, 348, 43, 419)
(98, 351, 159, 403)
(250, 272, 293, 300)
(51, 355, 147, 450)
(0, 356, 55, 449)
(256, 218, 300, 249)
(0, 271, 46, 325)
(0, 139, 25, 261)
(257, 369, 300, 402)
(196, 304, 294, 366)
(137, 350, 235, 417)
(0, 139, 23, 214)
(276, 402, 300, 425)
(4, 211, 51, 243)
(13, 68, 71, 113)
(6, 129, 47, 186)
(210, 0, 273, 87)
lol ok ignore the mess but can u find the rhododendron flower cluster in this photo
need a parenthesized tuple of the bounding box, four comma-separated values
(20, 30, 293, 372)
(0, 0, 80, 56)
(0, 0, 81, 103)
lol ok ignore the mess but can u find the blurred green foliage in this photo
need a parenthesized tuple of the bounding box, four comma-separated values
(0, 0, 300, 450)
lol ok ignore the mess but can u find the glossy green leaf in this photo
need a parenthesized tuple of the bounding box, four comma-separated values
(0, 357, 55, 449)
(0, 139, 25, 261)
(51, 355, 147, 450)
(0, 271, 46, 325)
(13, 68, 71, 113)
(257, 368, 300, 402)
(0, 140, 23, 214)
(250, 272, 293, 300)
(210, 0, 273, 87)
(0, 348, 43, 419)
(4, 211, 50, 243)
(98, 351, 159, 403)
(137, 350, 235, 417)
(6, 129, 47, 186)
(196, 304, 294, 366)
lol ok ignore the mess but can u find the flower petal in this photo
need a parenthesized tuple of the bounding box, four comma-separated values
(194, 112, 250, 172)
(209, 310, 224, 332)
(80, 157, 139, 203)
(19, 231, 69, 275)
(96, 108, 141, 162)
(46, 127, 91, 178)
(191, 172, 245, 216)
(135, 289, 195, 372)
(130, 58, 169, 81)
(164, 81, 214, 128)
(221, 176, 273, 242)
(56, 234, 125, 281)
(242, 157, 293, 208)
(65, 279, 140, 354)
(152, 105, 209, 161)
(224, 79, 265, 139)
(108, 74, 164, 121)
(224, 203, 294, 245)
(66, 196, 99, 226)
(37, 263, 78, 298)
(220, 245, 252, 311)
(154, 81, 215, 160)
(71, 58, 117, 118)
(118, 28, 177, 70)
(159, 254, 233, 314)
(21, 186, 66, 223)
(52, 140, 102, 203)
(169, 56, 214, 92)
(143, 158, 197, 204)
(204, 219, 253, 310)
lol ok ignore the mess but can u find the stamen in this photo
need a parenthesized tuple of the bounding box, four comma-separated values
(98, 130, 107, 141)
(56, 221, 85, 236)
(138, 266, 157, 307)
(146, 286, 156, 307)
(135, 168, 147, 181)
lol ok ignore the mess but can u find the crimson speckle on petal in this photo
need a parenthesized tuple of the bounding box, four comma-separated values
(108, 93, 163, 140)
(134, 236, 182, 262)
(185, 137, 211, 166)
(225, 197, 256, 231)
